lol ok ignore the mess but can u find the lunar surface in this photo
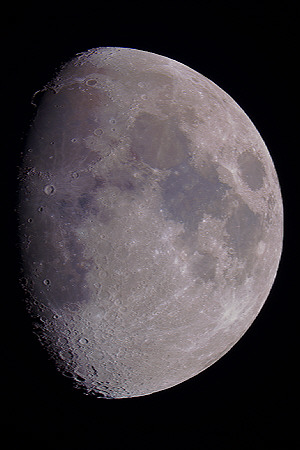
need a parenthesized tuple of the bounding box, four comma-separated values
(18, 47, 283, 398)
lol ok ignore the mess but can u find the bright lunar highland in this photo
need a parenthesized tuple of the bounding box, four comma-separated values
(18, 47, 283, 398)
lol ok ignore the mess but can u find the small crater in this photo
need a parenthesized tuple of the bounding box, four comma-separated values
(43, 184, 55, 195)
(75, 374, 85, 382)
(86, 79, 98, 86)
(43, 279, 51, 286)
(59, 348, 73, 361)
(94, 128, 103, 136)
(37, 206, 44, 212)
(71, 171, 79, 179)
(67, 303, 80, 312)
(27, 218, 33, 223)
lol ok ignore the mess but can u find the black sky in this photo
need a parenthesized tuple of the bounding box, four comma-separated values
(3, 2, 297, 449)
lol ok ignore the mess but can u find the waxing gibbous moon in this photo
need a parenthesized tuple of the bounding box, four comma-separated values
(18, 47, 283, 398)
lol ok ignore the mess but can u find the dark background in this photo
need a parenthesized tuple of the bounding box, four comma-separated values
(3, 2, 297, 448)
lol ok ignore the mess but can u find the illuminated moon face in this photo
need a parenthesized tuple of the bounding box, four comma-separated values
(18, 47, 283, 398)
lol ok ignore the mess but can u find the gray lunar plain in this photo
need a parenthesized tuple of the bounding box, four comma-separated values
(18, 47, 283, 398)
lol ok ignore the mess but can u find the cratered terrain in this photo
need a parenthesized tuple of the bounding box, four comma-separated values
(18, 47, 283, 398)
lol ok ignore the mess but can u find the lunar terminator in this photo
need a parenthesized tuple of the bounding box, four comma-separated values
(18, 47, 283, 398)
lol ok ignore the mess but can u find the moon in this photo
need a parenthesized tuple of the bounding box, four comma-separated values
(18, 47, 283, 398)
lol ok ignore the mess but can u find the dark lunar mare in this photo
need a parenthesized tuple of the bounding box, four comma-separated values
(160, 161, 230, 231)
(18, 175, 94, 311)
(17, 114, 103, 312)
(131, 112, 189, 170)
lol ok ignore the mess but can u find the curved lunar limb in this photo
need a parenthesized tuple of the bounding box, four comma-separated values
(18, 47, 283, 398)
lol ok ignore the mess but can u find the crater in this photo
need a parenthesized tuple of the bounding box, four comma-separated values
(86, 79, 98, 86)
(130, 112, 189, 169)
(238, 150, 265, 191)
(44, 184, 55, 195)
